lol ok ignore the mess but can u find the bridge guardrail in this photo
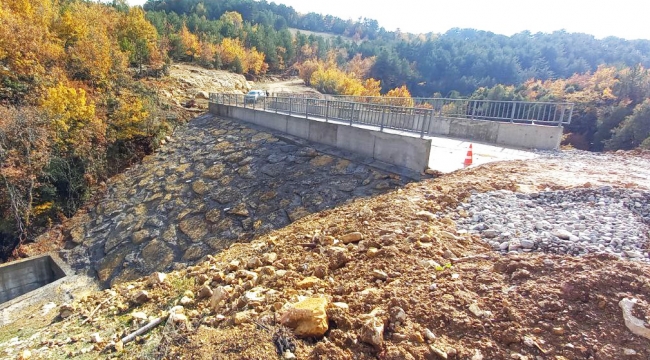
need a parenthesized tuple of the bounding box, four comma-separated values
(209, 93, 573, 139)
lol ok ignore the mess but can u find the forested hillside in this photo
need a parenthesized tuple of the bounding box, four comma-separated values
(0, 0, 174, 258)
(145, 0, 650, 95)
(145, 0, 650, 151)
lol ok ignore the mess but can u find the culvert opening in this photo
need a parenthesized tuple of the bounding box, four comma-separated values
(0, 255, 67, 304)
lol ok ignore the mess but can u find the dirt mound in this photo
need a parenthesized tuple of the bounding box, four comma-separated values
(4, 155, 650, 359)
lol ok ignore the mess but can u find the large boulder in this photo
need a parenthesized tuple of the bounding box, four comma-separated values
(280, 297, 329, 337)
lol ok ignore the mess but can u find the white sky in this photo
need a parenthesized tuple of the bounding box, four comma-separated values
(127, 0, 650, 40)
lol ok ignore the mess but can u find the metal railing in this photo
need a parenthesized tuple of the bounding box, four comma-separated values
(329, 95, 574, 125)
(210, 93, 573, 138)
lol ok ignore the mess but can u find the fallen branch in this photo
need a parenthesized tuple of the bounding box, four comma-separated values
(81, 296, 115, 325)
(121, 315, 168, 345)
(101, 313, 169, 353)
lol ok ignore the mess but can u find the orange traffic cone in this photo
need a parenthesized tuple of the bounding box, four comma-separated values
(463, 144, 473, 167)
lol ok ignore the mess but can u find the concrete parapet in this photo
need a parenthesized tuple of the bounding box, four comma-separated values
(211, 104, 432, 172)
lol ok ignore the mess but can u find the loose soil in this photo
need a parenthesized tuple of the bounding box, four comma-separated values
(2, 151, 650, 360)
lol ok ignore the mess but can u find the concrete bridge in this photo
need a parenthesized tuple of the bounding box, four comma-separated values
(209, 94, 571, 174)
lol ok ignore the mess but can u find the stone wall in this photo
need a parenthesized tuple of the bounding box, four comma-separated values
(63, 114, 410, 286)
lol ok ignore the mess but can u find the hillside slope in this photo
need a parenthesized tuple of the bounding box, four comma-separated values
(2, 146, 649, 359)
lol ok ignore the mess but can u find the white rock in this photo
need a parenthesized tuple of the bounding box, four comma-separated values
(623, 348, 637, 356)
(551, 229, 573, 240)
(283, 350, 297, 360)
(619, 298, 650, 340)
(149, 272, 167, 285)
(90, 333, 102, 343)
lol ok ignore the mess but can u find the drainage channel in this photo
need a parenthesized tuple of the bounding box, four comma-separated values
(0, 255, 68, 305)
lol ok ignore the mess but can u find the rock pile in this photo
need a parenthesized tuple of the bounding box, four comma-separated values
(455, 187, 650, 261)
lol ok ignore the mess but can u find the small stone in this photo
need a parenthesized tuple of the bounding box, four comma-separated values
(18, 350, 31, 360)
(283, 350, 297, 360)
(227, 203, 249, 217)
(389, 306, 406, 324)
(367, 248, 379, 257)
(520, 239, 536, 249)
(624, 348, 637, 356)
(133, 290, 150, 304)
(482, 229, 499, 238)
(341, 232, 364, 244)
(359, 314, 385, 348)
(262, 252, 278, 264)
(90, 333, 102, 343)
(430, 345, 448, 359)
(198, 285, 213, 299)
(171, 313, 188, 323)
(440, 231, 459, 240)
(417, 211, 436, 221)
(297, 276, 321, 289)
(59, 303, 74, 319)
(246, 257, 263, 269)
(148, 272, 167, 286)
(234, 310, 254, 325)
(332, 302, 349, 310)
(180, 296, 194, 306)
(229, 260, 241, 271)
(372, 269, 388, 281)
(211, 286, 229, 309)
(410, 331, 425, 343)
(131, 311, 148, 321)
(552, 327, 565, 335)
(424, 328, 436, 342)
(551, 229, 573, 240)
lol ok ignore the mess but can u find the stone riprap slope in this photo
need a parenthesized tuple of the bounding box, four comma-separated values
(63, 114, 406, 286)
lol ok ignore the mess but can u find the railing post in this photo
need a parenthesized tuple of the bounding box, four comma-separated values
(350, 103, 354, 126)
(419, 110, 428, 138)
(325, 100, 329, 123)
(380, 107, 386, 132)
(289, 98, 292, 116)
(510, 102, 517, 123)
(471, 101, 476, 120)
(306, 99, 309, 119)
(263, 96, 266, 111)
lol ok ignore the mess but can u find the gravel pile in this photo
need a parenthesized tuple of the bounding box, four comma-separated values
(454, 187, 650, 261)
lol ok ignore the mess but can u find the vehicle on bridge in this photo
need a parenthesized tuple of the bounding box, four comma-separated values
(244, 90, 266, 104)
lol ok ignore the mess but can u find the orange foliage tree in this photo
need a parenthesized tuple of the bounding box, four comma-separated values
(384, 85, 414, 107)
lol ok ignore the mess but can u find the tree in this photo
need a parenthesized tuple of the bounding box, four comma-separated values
(179, 22, 200, 60)
(118, 6, 161, 71)
(0, 107, 52, 253)
(41, 83, 105, 160)
(385, 85, 414, 106)
(607, 99, 650, 150)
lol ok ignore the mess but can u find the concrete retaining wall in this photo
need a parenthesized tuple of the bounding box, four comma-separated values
(427, 116, 562, 150)
(0, 255, 66, 304)
(210, 104, 432, 172)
